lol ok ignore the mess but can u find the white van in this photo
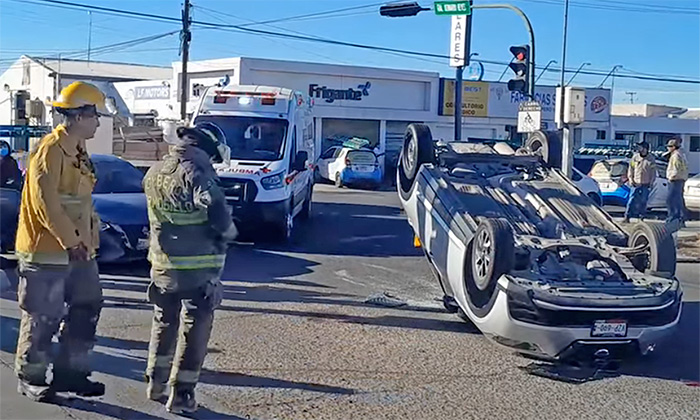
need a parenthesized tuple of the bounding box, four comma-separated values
(191, 85, 315, 241)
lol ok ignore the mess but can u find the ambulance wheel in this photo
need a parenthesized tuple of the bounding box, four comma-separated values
(300, 185, 312, 221)
(273, 211, 294, 242)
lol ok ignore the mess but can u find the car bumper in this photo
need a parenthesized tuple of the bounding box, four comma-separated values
(227, 198, 289, 226)
(97, 223, 149, 263)
(341, 168, 382, 186)
(684, 194, 700, 211)
(601, 188, 630, 207)
(472, 278, 682, 361)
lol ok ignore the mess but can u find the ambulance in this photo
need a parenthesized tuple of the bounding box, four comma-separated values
(191, 85, 316, 241)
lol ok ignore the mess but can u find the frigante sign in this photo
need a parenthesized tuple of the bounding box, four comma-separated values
(308, 82, 371, 103)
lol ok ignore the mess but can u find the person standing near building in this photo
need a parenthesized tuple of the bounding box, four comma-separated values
(666, 138, 689, 224)
(14, 82, 112, 401)
(1, 140, 22, 190)
(624, 141, 656, 223)
(143, 123, 237, 414)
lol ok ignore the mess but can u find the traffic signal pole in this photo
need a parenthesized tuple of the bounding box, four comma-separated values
(180, 0, 191, 121)
(558, 0, 572, 177)
(454, 5, 473, 141)
(471, 3, 535, 99)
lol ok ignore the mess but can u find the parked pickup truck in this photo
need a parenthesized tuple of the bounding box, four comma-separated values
(397, 124, 682, 363)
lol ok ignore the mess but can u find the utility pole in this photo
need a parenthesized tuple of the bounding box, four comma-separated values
(558, 0, 572, 177)
(625, 91, 637, 104)
(454, 2, 473, 141)
(87, 11, 93, 63)
(180, 0, 191, 121)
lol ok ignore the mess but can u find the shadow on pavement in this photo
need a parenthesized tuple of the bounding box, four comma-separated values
(199, 370, 356, 395)
(259, 202, 421, 258)
(620, 301, 700, 383)
(216, 304, 479, 334)
(53, 396, 165, 420)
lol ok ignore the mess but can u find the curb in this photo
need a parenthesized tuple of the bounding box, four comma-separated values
(678, 255, 700, 264)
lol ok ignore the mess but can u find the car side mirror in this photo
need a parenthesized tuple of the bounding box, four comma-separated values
(294, 151, 308, 172)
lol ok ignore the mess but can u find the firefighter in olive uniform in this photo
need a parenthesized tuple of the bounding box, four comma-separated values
(143, 123, 237, 414)
(14, 81, 114, 401)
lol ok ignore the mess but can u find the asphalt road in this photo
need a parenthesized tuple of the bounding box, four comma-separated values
(1, 184, 698, 419)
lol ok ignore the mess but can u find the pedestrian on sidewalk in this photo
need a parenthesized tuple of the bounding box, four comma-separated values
(143, 122, 237, 414)
(665, 138, 689, 224)
(624, 141, 656, 223)
(14, 82, 113, 402)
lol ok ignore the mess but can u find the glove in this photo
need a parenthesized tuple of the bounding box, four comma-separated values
(203, 278, 223, 310)
(221, 222, 239, 242)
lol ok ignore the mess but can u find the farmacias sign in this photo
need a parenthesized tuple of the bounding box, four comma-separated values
(308, 82, 371, 103)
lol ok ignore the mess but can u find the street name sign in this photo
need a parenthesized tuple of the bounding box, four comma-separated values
(435, 1, 472, 15)
(517, 101, 542, 133)
(449, 15, 467, 67)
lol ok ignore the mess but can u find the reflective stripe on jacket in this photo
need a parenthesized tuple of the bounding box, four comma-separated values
(15, 125, 99, 264)
(143, 145, 233, 273)
(667, 150, 689, 181)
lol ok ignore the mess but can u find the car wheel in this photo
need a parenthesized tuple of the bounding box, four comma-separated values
(525, 131, 563, 168)
(274, 210, 294, 242)
(335, 172, 343, 188)
(627, 222, 676, 277)
(401, 124, 434, 182)
(465, 218, 514, 316)
(587, 192, 602, 206)
(300, 185, 312, 221)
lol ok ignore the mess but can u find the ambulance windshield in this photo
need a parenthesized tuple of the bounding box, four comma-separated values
(193, 116, 288, 161)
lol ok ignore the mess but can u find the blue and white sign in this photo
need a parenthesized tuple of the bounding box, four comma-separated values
(488, 82, 610, 122)
(464, 61, 485, 81)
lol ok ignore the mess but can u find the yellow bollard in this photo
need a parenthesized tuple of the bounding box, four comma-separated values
(413, 235, 422, 248)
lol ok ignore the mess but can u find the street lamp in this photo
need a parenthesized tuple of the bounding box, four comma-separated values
(535, 60, 557, 83)
(567, 62, 591, 85)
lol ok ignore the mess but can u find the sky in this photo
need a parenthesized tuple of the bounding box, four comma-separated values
(1, 0, 699, 108)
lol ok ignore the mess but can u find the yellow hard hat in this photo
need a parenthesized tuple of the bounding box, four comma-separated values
(52, 81, 115, 115)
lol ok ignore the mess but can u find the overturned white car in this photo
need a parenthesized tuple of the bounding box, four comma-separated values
(398, 124, 682, 362)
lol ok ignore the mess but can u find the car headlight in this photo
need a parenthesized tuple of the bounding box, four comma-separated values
(261, 172, 285, 190)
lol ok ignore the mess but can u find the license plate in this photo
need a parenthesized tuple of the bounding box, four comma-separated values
(136, 238, 149, 251)
(354, 165, 373, 173)
(591, 320, 627, 337)
(599, 182, 617, 192)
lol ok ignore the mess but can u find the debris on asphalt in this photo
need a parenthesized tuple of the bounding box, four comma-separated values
(520, 362, 620, 384)
(364, 292, 407, 308)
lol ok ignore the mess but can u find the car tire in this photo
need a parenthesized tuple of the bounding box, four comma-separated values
(300, 185, 312, 221)
(587, 192, 602, 206)
(401, 123, 434, 182)
(273, 209, 294, 242)
(627, 222, 676, 277)
(335, 172, 343, 188)
(525, 131, 563, 168)
(465, 218, 514, 316)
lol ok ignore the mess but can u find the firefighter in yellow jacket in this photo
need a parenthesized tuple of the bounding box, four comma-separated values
(143, 123, 237, 414)
(14, 82, 114, 401)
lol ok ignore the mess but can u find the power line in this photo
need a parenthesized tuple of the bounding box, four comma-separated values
(518, 0, 700, 15)
(17, 0, 700, 86)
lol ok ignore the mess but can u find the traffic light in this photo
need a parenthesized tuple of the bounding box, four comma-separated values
(379, 2, 429, 17)
(507, 45, 530, 94)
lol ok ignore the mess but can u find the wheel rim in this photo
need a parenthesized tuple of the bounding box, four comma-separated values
(405, 135, 417, 173)
(474, 229, 493, 290)
(530, 140, 543, 156)
(286, 213, 293, 238)
(632, 234, 651, 270)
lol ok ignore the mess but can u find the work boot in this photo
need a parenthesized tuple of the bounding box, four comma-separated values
(51, 370, 105, 397)
(146, 379, 167, 401)
(166, 387, 197, 414)
(17, 379, 55, 402)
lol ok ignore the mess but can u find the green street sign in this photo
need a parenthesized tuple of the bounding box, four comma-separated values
(434, 1, 471, 15)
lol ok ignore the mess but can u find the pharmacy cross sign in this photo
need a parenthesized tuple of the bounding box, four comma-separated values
(434, 1, 472, 15)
